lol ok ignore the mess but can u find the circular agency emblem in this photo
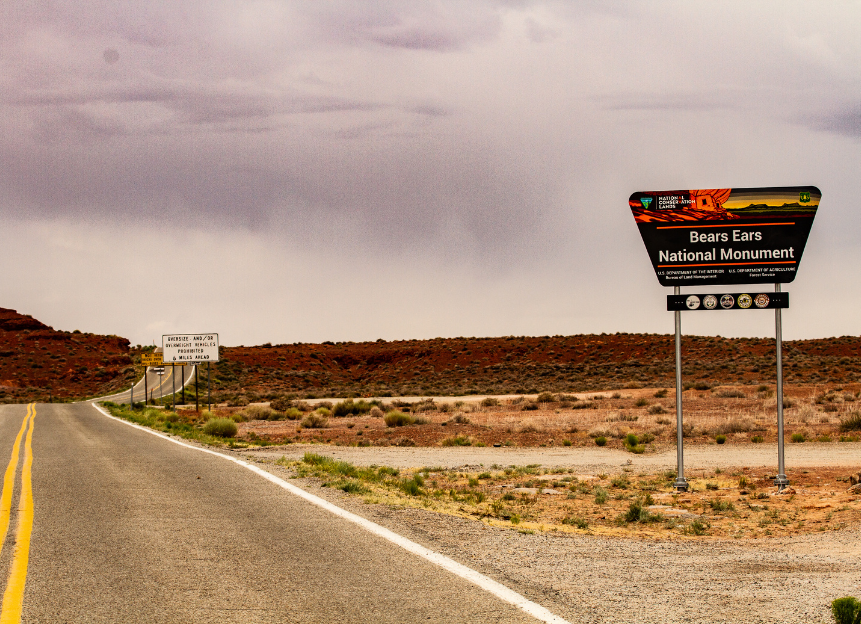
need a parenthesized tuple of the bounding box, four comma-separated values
(754, 293, 770, 308)
(738, 294, 753, 309)
(685, 295, 701, 310)
(720, 294, 735, 309)
(703, 295, 718, 310)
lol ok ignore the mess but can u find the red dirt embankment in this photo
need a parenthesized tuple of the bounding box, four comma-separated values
(0, 307, 133, 401)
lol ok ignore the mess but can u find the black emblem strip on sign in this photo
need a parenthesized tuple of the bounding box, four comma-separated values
(667, 292, 789, 311)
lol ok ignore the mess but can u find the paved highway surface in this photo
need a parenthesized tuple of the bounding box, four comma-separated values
(0, 402, 550, 623)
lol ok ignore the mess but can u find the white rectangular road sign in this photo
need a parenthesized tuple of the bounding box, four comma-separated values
(162, 333, 219, 363)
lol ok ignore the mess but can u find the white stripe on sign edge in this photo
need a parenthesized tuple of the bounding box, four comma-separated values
(91, 401, 571, 624)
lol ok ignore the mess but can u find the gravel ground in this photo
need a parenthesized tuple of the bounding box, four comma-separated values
(233, 444, 861, 624)
(237, 441, 861, 473)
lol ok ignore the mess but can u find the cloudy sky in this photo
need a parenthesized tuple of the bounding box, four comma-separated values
(2, 1, 860, 346)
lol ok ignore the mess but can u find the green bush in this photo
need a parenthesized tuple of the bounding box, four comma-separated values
(561, 516, 588, 529)
(593, 487, 608, 504)
(332, 399, 375, 418)
(595, 436, 607, 447)
(832, 597, 861, 624)
(751, 435, 764, 443)
(791, 432, 806, 443)
(384, 411, 414, 427)
(202, 417, 238, 438)
(284, 407, 302, 420)
(715, 434, 727, 444)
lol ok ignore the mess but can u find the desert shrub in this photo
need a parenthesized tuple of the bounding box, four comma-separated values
(683, 381, 711, 391)
(634, 398, 649, 407)
(536, 392, 556, 403)
(293, 401, 313, 412)
(607, 412, 638, 422)
(384, 411, 415, 427)
(570, 401, 595, 410)
(369, 406, 385, 418)
(715, 434, 727, 444)
(595, 436, 607, 447)
(751, 435, 764, 443)
(625, 433, 639, 447)
(230, 413, 246, 423)
(242, 405, 278, 421)
(685, 519, 709, 536)
(227, 396, 250, 407)
(640, 432, 655, 444)
(593, 487, 608, 504)
(202, 418, 238, 438)
(413, 399, 438, 413)
(440, 435, 472, 447)
(716, 389, 746, 398)
(269, 397, 293, 412)
(400, 476, 424, 496)
(449, 413, 471, 424)
(654, 389, 668, 398)
(715, 418, 755, 435)
(648, 404, 667, 415)
(710, 499, 734, 512)
(284, 407, 302, 420)
(791, 432, 806, 443)
(839, 412, 861, 432)
(562, 516, 588, 529)
(481, 397, 500, 407)
(831, 597, 861, 624)
(521, 402, 540, 411)
(622, 499, 662, 524)
(656, 416, 672, 425)
(315, 407, 332, 418)
(301, 413, 328, 428)
(518, 422, 541, 433)
(332, 399, 374, 418)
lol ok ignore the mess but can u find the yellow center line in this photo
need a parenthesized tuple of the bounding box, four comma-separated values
(0, 406, 32, 562)
(0, 403, 36, 624)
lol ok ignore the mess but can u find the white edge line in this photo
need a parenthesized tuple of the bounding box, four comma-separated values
(90, 401, 571, 624)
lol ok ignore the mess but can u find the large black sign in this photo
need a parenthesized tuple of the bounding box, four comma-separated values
(630, 187, 820, 286)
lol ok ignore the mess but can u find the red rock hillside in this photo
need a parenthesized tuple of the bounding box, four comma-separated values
(0, 307, 133, 402)
(209, 334, 861, 401)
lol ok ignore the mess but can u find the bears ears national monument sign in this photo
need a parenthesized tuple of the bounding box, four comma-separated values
(629, 186, 820, 287)
(629, 186, 821, 493)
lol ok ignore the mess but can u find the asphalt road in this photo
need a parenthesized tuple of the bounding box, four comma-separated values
(0, 402, 545, 623)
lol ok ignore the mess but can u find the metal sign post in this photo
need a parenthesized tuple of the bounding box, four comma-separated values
(207, 362, 212, 412)
(774, 284, 789, 490)
(631, 186, 820, 494)
(673, 286, 689, 491)
(195, 365, 199, 412)
(172, 365, 175, 411)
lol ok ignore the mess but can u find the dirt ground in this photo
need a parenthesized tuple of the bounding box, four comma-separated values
(215, 383, 860, 449)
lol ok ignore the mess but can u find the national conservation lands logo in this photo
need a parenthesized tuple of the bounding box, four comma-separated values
(685, 295, 700, 309)
(629, 186, 820, 286)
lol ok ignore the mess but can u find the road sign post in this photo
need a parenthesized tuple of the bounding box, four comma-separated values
(631, 187, 820, 491)
(195, 365, 199, 412)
